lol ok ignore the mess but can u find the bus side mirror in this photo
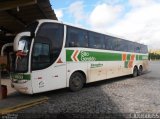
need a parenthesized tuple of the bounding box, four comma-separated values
(18, 40, 26, 51)
(14, 32, 31, 51)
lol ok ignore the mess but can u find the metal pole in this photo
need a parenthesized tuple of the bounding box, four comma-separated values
(0, 66, 2, 99)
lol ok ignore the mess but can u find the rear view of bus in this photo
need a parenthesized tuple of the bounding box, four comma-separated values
(11, 20, 65, 94)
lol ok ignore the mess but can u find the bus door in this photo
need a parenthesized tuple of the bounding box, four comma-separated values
(31, 43, 66, 93)
(31, 23, 66, 93)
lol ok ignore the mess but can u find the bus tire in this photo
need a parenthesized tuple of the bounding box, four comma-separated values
(138, 66, 143, 76)
(133, 66, 138, 77)
(69, 72, 85, 92)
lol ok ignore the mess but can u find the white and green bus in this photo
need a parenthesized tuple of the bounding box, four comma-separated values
(11, 19, 148, 94)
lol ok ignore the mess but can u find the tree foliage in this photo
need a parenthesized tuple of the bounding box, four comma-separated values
(149, 50, 160, 60)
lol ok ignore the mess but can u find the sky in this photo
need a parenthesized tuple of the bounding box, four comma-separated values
(50, 0, 160, 50)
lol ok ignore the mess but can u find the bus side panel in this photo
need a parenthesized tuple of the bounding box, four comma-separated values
(106, 61, 120, 79)
(88, 61, 107, 82)
(66, 62, 88, 87)
(88, 61, 132, 83)
(104, 61, 131, 80)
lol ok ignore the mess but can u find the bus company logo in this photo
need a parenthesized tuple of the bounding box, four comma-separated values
(81, 51, 96, 61)
(71, 50, 96, 62)
(39, 81, 45, 88)
(91, 63, 103, 68)
(71, 50, 80, 62)
(81, 51, 89, 57)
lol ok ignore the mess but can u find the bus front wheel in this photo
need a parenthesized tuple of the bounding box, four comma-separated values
(69, 72, 85, 92)
(133, 66, 138, 77)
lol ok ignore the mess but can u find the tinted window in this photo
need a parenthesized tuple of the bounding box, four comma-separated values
(32, 43, 50, 70)
(135, 43, 141, 53)
(15, 37, 32, 73)
(88, 32, 105, 49)
(141, 44, 148, 53)
(104, 36, 109, 50)
(37, 23, 63, 51)
(105, 36, 117, 50)
(127, 42, 135, 52)
(116, 38, 122, 51)
(117, 39, 128, 52)
(66, 26, 88, 47)
(65, 26, 148, 53)
(31, 23, 64, 70)
(134, 43, 147, 53)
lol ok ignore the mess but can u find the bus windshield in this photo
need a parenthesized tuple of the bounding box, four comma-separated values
(15, 36, 32, 72)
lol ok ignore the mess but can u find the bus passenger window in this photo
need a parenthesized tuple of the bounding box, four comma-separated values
(66, 26, 88, 48)
(69, 32, 79, 47)
(88, 32, 104, 49)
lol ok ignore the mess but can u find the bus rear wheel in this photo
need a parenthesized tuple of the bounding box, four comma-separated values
(133, 66, 138, 77)
(69, 72, 85, 92)
(138, 66, 143, 76)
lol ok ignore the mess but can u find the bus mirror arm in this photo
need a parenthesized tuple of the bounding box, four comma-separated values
(31, 32, 35, 38)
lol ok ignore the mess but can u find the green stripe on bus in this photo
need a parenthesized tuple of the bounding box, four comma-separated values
(66, 50, 122, 61)
(136, 55, 148, 61)
(66, 50, 74, 61)
(136, 55, 139, 60)
(142, 55, 148, 60)
(23, 74, 31, 80)
(139, 55, 142, 60)
(81, 51, 122, 61)
(66, 50, 148, 62)
(11, 73, 31, 80)
(127, 54, 131, 60)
